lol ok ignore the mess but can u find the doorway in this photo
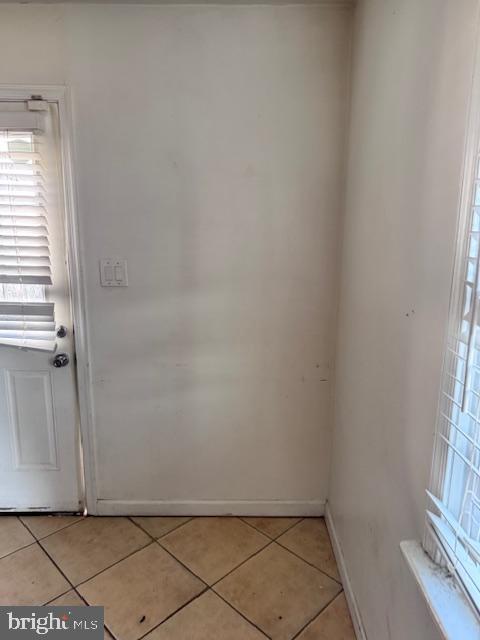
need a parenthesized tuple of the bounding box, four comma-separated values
(0, 93, 83, 512)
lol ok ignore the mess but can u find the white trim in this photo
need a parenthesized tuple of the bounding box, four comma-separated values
(95, 499, 325, 517)
(58, 86, 99, 515)
(0, 84, 97, 514)
(325, 503, 367, 640)
(401, 540, 480, 640)
(0, 503, 83, 514)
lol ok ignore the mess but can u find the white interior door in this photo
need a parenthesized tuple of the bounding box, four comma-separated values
(0, 100, 81, 512)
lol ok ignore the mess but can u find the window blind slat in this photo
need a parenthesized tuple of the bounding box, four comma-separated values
(0, 266, 51, 277)
(0, 277, 51, 285)
(0, 193, 45, 201)
(0, 256, 50, 267)
(0, 226, 48, 236)
(0, 302, 53, 316)
(0, 241, 49, 250)
(0, 320, 54, 331)
(0, 247, 49, 257)
(0, 216, 47, 226)
(0, 329, 55, 340)
(0, 151, 41, 161)
(0, 206, 46, 215)
(0, 237, 49, 247)
(0, 187, 44, 196)
(0, 338, 56, 352)
(0, 177, 44, 186)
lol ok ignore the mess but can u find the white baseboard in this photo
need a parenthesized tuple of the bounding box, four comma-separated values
(93, 499, 325, 517)
(325, 502, 367, 640)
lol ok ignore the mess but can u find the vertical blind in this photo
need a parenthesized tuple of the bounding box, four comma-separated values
(0, 111, 56, 352)
(427, 153, 480, 612)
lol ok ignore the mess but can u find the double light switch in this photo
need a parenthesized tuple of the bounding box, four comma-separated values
(100, 259, 128, 287)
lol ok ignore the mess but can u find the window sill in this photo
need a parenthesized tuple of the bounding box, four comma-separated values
(400, 540, 480, 640)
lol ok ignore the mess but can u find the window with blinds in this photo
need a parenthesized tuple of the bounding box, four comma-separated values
(0, 114, 57, 351)
(427, 151, 480, 612)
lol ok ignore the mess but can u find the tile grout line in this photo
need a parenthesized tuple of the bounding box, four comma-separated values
(127, 516, 163, 542)
(209, 538, 274, 589)
(134, 586, 210, 640)
(273, 539, 343, 586)
(0, 539, 37, 562)
(128, 516, 211, 588)
(212, 588, 272, 639)
(35, 543, 77, 601)
(44, 586, 78, 605)
(67, 587, 118, 639)
(290, 588, 345, 640)
(127, 515, 195, 542)
(20, 516, 84, 542)
(154, 538, 210, 587)
(44, 586, 118, 640)
(73, 538, 154, 589)
(29, 515, 154, 592)
(239, 516, 305, 541)
(15, 516, 78, 603)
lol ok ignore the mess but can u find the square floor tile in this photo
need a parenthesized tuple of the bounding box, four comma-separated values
(144, 590, 266, 640)
(277, 519, 340, 581)
(21, 515, 83, 539)
(78, 542, 205, 640)
(215, 543, 341, 640)
(0, 516, 34, 558)
(0, 544, 69, 605)
(297, 593, 355, 640)
(49, 590, 114, 639)
(131, 517, 190, 539)
(41, 517, 150, 585)
(160, 517, 269, 585)
(242, 518, 301, 540)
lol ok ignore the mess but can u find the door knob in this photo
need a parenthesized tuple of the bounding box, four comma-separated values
(56, 325, 67, 338)
(52, 353, 69, 368)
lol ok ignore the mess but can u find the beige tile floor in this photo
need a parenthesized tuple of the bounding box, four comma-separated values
(0, 515, 355, 640)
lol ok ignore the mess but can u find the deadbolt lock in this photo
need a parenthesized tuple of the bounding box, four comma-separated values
(56, 325, 67, 338)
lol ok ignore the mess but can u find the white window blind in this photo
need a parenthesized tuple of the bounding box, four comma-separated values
(0, 107, 57, 352)
(427, 152, 480, 613)
(0, 129, 51, 285)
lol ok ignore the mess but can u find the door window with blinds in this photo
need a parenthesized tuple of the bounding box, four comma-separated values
(0, 100, 62, 351)
(427, 139, 480, 610)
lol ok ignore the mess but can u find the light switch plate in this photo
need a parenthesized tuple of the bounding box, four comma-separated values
(100, 259, 128, 287)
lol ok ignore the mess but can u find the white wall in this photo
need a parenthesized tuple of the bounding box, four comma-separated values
(0, 3, 352, 511)
(329, 1, 479, 638)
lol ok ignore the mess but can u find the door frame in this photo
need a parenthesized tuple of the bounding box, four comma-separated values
(0, 84, 98, 514)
